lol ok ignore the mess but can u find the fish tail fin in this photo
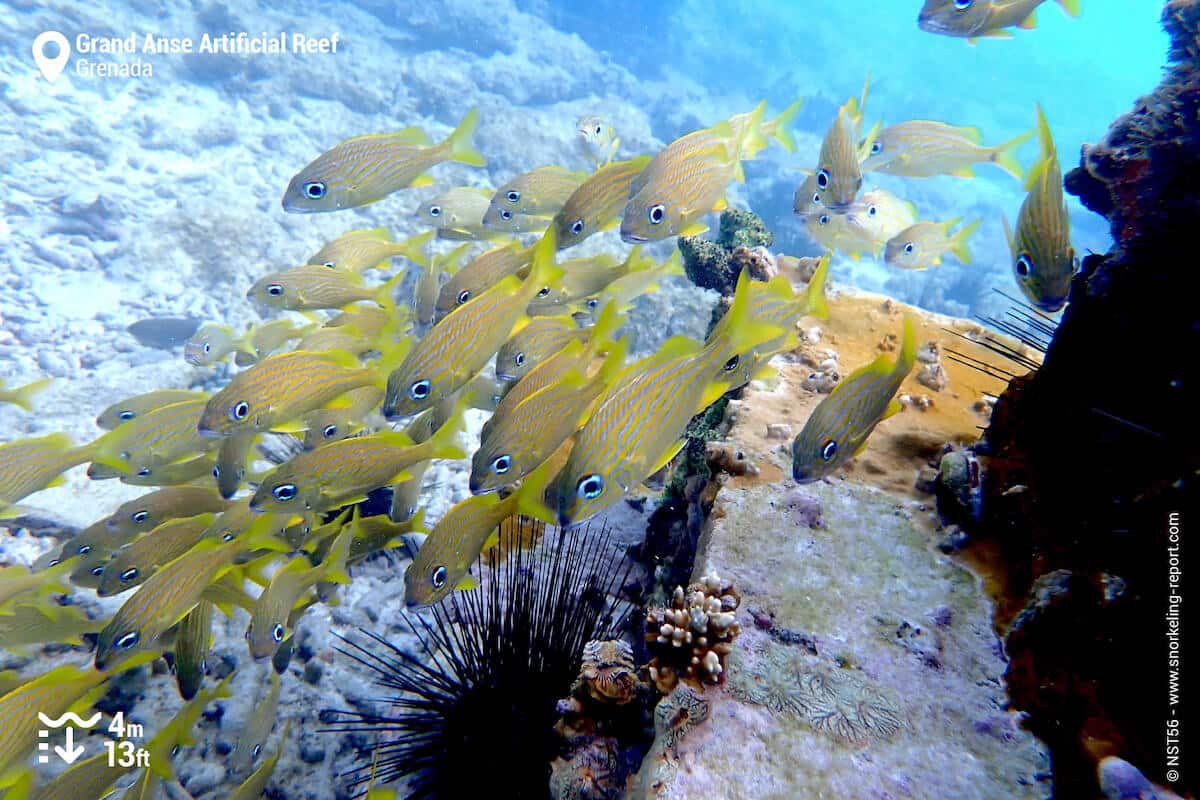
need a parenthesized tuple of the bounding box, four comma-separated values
(895, 312, 919, 380)
(512, 456, 559, 525)
(739, 100, 770, 160)
(592, 335, 629, 388)
(951, 219, 981, 264)
(4, 377, 53, 411)
(856, 120, 882, 163)
(444, 107, 486, 167)
(424, 400, 468, 462)
(374, 271, 407, 305)
(802, 251, 831, 320)
(1034, 103, 1057, 162)
(771, 97, 804, 153)
(583, 300, 625, 358)
(720, 268, 787, 363)
(1017, 9, 1037, 29)
(1056, 0, 1081, 16)
(397, 230, 433, 268)
(992, 127, 1034, 181)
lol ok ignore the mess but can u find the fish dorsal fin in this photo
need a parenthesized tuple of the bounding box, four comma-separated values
(388, 126, 432, 146)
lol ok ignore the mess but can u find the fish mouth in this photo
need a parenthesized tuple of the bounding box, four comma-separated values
(823, 201, 852, 214)
(1033, 297, 1067, 314)
(620, 232, 648, 244)
(196, 424, 223, 439)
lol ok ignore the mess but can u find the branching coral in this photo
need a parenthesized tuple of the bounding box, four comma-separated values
(645, 572, 741, 693)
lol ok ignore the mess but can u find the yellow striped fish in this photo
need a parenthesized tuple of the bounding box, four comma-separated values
(414, 242, 471, 326)
(843, 189, 920, 257)
(482, 303, 622, 442)
(343, 509, 426, 566)
(107, 486, 230, 537)
(0, 602, 102, 650)
(299, 385, 384, 450)
(0, 560, 71, 607)
(577, 115, 619, 167)
(796, 206, 877, 260)
(482, 165, 587, 231)
(494, 315, 585, 382)
(100, 455, 215, 487)
(0, 377, 52, 412)
(247, 265, 403, 311)
(250, 405, 464, 514)
(0, 433, 94, 512)
(173, 599, 214, 700)
(198, 349, 380, 436)
(707, 254, 830, 387)
(524, 252, 623, 316)
(96, 513, 215, 597)
(184, 324, 244, 367)
(231, 671, 281, 772)
(567, 249, 684, 322)
(308, 227, 432, 272)
(884, 218, 980, 270)
(862, 120, 1032, 180)
(1004, 104, 1077, 312)
(213, 430, 255, 498)
(620, 123, 744, 243)
(383, 230, 562, 420)
(94, 536, 241, 669)
(551, 270, 781, 527)
(918, 0, 1081, 41)
(91, 398, 212, 474)
(404, 467, 555, 607)
(417, 187, 532, 240)
(245, 529, 351, 659)
(434, 242, 532, 321)
(282, 107, 485, 212)
(95, 389, 207, 429)
(813, 106, 866, 213)
(791, 313, 917, 483)
(553, 156, 651, 250)
(227, 724, 289, 800)
(234, 319, 316, 367)
(471, 338, 627, 495)
(323, 303, 397, 339)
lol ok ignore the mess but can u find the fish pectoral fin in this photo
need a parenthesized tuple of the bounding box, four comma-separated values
(647, 439, 687, 477)
(951, 166, 976, 178)
(456, 573, 479, 591)
(882, 398, 904, 420)
(678, 222, 710, 237)
(712, 195, 729, 211)
(482, 531, 500, 552)
(410, 173, 436, 188)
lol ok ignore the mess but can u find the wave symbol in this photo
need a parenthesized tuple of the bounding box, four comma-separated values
(37, 711, 101, 729)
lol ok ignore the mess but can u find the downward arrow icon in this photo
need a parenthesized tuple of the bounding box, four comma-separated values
(54, 726, 85, 764)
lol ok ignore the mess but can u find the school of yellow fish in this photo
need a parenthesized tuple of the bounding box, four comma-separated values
(0, 4, 1082, 793)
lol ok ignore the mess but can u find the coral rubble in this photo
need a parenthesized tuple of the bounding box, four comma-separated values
(644, 573, 741, 693)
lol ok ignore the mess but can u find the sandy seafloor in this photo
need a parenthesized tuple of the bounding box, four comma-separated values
(0, 0, 1170, 797)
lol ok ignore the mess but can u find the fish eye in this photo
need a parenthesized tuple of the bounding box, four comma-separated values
(537, 286, 551, 297)
(212, 465, 221, 478)
(1015, 254, 1033, 278)
(252, 744, 262, 759)
(647, 204, 666, 225)
(514, 352, 525, 366)
(410, 379, 431, 400)
(322, 424, 338, 438)
(594, 125, 602, 135)
(811, 191, 821, 204)
(272, 483, 297, 503)
(91, 566, 105, 576)
(231, 401, 250, 421)
(303, 181, 326, 199)
(491, 454, 511, 474)
(322, 260, 336, 268)
(271, 623, 284, 642)
(954, 0, 972, 8)
(137, 467, 152, 477)
(505, 190, 521, 203)
(222, 531, 235, 542)
(570, 219, 585, 236)
(818, 215, 830, 226)
(431, 565, 447, 589)
(586, 298, 598, 310)
(120, 567, 138, 582)
(820, 440, 838, 461)
(903, 242, 915, 255)
(118, 410, 135, 421)
(723, 355, 740, 372)
(48, 559, 59, 567)
(816, 168, 830, 190)
(115, 631, 140, 650)
(867, 205, 877, 217)
(457, 289, 471, 304)
(265, 284, 284, 297)
(131, 510, 149, 524)
(576, 474, 604, 500)
(500, 209, 513, 221)
(202, 343, 211, 354)
(428, 205, 442, 217)
(77, 544, 92, 555)
(871, 141, 883, 155)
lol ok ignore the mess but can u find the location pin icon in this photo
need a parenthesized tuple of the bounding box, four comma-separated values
(32, 31, 70, 83)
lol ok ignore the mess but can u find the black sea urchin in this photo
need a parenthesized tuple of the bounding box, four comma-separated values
(323, 517, 635, 799)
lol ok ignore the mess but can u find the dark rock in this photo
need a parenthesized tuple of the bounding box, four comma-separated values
(678, 209, 775, 295)
(299, 742, 327, 764)
(215, 739, 233, 756)
(302, 661, 324, 685)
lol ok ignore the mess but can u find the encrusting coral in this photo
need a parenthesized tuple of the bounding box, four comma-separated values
(645, 572, 741, 693)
